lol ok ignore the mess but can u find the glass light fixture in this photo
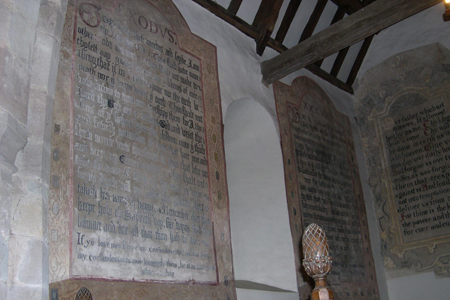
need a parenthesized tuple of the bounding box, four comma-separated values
(302, 223, 333, 300)
(444, 0, 450, 22)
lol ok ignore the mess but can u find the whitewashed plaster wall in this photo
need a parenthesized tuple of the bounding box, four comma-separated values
(0, 0, 418, 299)
(235, 287, 299, 300)
(173, 1, 389, 300)
(355, 3, 450, 300)
(224, 98, 297, 293)
(358, 3, 450, 79)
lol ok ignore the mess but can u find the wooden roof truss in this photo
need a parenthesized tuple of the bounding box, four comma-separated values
(192, 0, 441, 94)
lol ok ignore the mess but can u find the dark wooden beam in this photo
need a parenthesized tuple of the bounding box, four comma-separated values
(275, 0, 303, 44)
(267, 38, 354, 93)
(252, 0, 284, 55)
(330, 46, 349, 77)
(314, 6, 346, 67)
(192, 0, 259, 39)
(299, 0, 328, 43)
(346, 35, 374, 86)
(329, 0, 363, 14)
(261, 0, 441, 85)
(330, 6, 347, 22)
(362, 0, 376, 6)
(306, 64, 354, 94)
(317, 0, 374, 71)
(228, 0, 243, 14)
(191, 0, 354, 94)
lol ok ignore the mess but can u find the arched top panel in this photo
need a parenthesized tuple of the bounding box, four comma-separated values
(224, 98, 298, 292)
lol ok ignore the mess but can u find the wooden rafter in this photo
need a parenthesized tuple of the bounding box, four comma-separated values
(192, 0, 259, 38)
(275, 0, 303, 44)
(314, 6, 346, 67)
(252, 0, 284, 55)
(299, 0, 328, 43)
(314, 1, 373, 74)
(330, 46, 350, 77)
(346, 35, 374, 86)
(329, 0, 363, 14)
(330, 5, 347, 22)
(267, 38, 354, 93)
(228, 0, 243, 14)
(191, 0, 364, 93)
(261, 0, 442, 85)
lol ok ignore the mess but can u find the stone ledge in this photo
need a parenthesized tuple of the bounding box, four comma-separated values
(235, 280, 297, 293)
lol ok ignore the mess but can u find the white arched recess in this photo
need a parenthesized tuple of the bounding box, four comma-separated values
(224, 98, 298, 300)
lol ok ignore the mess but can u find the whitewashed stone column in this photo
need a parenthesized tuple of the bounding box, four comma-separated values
(0, 110, 27, 299)
(0, 0, 39, 297)
(0, 0, 67, 299)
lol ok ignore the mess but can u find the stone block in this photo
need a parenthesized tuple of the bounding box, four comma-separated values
(13, 0, 40, 25)
(60, 0, 69, 14)
(41, 241, 49, 299)
(19, 239, 44, 285)
(0, 2, 12, 49)
(0, 47, 31, 124)
(0, 178, 11, 294)
(30, 32, 61, 95)
(0, 234, 9, 282)
(8, 235, 44, 286)
(40, 180, 49, 239)
(37, 0, 64, 39)
(4, 233, 48, 300)
(0, 166, 14, 184)
(10, 182, 46, 238)
(0, 178, 12, 237)
(7, 285, 43, 300)
(26, 86, 54, 143)
(18, 140, 52, 182)
(44, 0, 67, 5)
(0, 109, 27, 172)
(9, 7, 36, 63)
(0, 282, 5, 300)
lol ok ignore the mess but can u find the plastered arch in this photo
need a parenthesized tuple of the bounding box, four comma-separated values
(224, 98, 298, 293)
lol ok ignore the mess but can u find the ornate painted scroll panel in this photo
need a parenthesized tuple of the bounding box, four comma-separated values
(50, 0, 235, 298)
(355, 43, 450, 277)
(274, 77, 379, 299)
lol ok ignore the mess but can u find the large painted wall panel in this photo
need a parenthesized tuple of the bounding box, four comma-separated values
(274, 77, 380, 300)
(355, 43, 450, 298)
(356, 43, 450, 276)
(49, 0, 235, 298)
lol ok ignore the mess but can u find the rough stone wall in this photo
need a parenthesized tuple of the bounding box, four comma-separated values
(0, 0, 67, 299)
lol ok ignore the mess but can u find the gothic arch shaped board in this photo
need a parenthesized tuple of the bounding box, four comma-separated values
(273, 76, 380, 300)
(355, 43, 450, 278)
(50, 0, 235, 298)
